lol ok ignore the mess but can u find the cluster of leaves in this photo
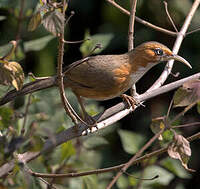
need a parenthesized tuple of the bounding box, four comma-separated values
(28, 0, 65, 36)
(0, 41, 24, 91)
(0, 0, 200, 189)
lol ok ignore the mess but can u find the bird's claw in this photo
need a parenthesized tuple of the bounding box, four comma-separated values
(121, 94, 143, 109)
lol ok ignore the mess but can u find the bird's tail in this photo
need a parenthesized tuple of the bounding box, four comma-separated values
(0, 76, 57, 106)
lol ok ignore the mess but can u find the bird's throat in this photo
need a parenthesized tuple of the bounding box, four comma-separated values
(131, 62, 157, 83)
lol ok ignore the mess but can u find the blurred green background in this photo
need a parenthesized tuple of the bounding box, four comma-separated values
(0, 0, 200, 188)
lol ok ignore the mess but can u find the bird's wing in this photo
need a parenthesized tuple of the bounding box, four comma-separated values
(65, 55, 123, 90)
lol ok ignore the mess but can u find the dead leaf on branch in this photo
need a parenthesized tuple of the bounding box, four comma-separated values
(42, 10, 65, 36)
(173, 79, 200, 107)
(167, 132, 195, 172)
(0, 60, 24, 91)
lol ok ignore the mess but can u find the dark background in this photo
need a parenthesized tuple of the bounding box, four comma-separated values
(0, 0, 200, 188)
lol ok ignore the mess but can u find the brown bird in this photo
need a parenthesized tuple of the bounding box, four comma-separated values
(0, 41, 191, 121)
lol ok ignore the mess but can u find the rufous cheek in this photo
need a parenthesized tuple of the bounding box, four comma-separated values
(144, 49, 157, 61)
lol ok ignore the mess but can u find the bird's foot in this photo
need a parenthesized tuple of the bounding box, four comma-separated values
(121, 94, 140, 110)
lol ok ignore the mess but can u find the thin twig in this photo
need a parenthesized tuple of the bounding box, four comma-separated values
(105, 0, 177, 36)
(16, 131, 200, 179)
(63, 43, 102, 75)
(63, 38, 90, 44)
(124, 171, 158, 181)
(186, 27, 200, 35)
(128, 0, 137, 51)
(65, 10, 75, 24)
(15, 0, 25, 41)
(171, 121, 200, 128)
(128, 0, 137, 96)
(21, 94, 32, 135)
(106, 128, 165, 189)
(1, 131, 200, 179)
(164, 1, 178, 32)
(38, 177, 58, 189)
(167, 98, 173, 118)
(57, 0, 83, 126)
(169, 102, 197, 124)
(148, 0, 200, 91)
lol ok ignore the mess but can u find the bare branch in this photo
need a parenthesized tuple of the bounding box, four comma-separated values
(172, 122, 200, 129)
(128, 0, 137, 51)
(7, 132, 200, 180)
(128, 0, 137, 96)
(106, 127, 164, 189)
(21, 94, 32, 135)
(148, 0, 200, 91)
(105, 0, 177, 36)
(57, 0, 85, 126)
(186, 27, 200, 35)
(0, 71, 199, 178)
(164, 1, 178, 32)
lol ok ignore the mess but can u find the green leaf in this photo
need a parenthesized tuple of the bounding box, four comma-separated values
(84, 136, 109, 149)
(118, 129, 145, 154)
(117, 175, 129, 189)
(28, 12, 42, 31)
(0, 107, 14, 129)
(29, 135, 44, 152)
(173, 79, 200, 107)
(0, 60, 24, 90)
(60, 141, 76, 162)
(80, 32, 114, 57)
(161, 157, 191, 179)
(0, 41, 17, 61)
(42, 10, 65, 36)
(142, 165, 174, 186)
(82, 175, 98, 189)
(24, 35, 55, 52)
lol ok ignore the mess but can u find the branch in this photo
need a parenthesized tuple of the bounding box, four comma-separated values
(57, 0, 85, 125)
(9, 132, 200, 179)
(128, 0, 137, 51)
(0, 72, 200, 178)
(106, 128, 164, 189)
(164, 1, 178, 32)
(105, 0, 177, 36)
(148, 0, 200, 91)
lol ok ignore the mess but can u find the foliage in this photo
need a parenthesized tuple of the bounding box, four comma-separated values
(0, 0, 200, 189)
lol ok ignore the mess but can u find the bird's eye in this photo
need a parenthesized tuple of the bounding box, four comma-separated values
(154, 48, 163, 56)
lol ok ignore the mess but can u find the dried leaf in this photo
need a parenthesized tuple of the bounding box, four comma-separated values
(42, 10, 65, 36)
(168, 133, 195, 172)
(0, 60, 24, 90)
(173, 79, 200, 107)
(28, 12, 42, 31)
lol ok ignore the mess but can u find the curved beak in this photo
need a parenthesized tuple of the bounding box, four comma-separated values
(171, 54, 192, 69)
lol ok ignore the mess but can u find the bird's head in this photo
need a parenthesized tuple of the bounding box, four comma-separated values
(131, 41, 192, 69)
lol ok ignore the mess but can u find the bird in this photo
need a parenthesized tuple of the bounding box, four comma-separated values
(0, 41, 191, 123)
